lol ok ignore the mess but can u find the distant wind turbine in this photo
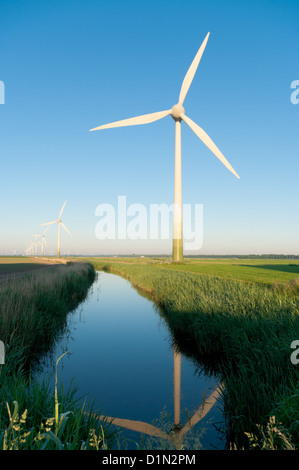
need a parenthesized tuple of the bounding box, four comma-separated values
(41, 201, 71, 258)
(32, 236, 41, 256)
(25, 241, 35, 256)
(32, 227, 49, 257)
(90, 32, 240, 261)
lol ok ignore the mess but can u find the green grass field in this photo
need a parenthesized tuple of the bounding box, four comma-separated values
(73, 256, 299, 285)
(157, 259, 299, 284)
(3, 256, 299, 285)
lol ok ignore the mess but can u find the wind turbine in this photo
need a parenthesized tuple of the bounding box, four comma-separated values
(32, 236, 41, 256)
(25, 241, 35, 256)
(32, 227, 49, 257)
(41, 201, 72, 258)
(90, 32, 240, 261)
(40, 227, 48, 257)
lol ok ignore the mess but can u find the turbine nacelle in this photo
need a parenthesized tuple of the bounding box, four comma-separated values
(171, 103, 185, 121)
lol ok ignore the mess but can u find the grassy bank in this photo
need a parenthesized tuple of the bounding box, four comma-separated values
(0, 262, 115, 450)
(89, 260, 299, 449)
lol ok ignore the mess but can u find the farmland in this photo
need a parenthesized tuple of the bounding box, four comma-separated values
(73, 256, 299, 285)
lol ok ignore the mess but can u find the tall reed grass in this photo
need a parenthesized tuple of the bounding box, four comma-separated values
(0, 262, 95, 369)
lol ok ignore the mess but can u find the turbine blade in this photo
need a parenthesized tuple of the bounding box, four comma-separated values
(180, 385, 223, 436)
(89, 109, 171, 132)
(61, 222, 72, 237)
(181, 114, 240, 179)
(42, 227, 49, 235)
(93, 415, 167, 439)
(179, 32, 210, 105)
(41, 220, 57, 226)
(43, 238, 47, 246)
(59, 200, 67, 218)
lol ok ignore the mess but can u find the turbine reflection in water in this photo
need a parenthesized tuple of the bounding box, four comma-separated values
(90, 346, 223, 449)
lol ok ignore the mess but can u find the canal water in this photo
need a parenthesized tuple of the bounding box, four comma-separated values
(33, 271, 225, 449)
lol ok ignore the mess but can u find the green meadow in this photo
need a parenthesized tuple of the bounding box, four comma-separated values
(159, 258, 299, 284)
(2, 256, 299, 285)
(76, 256, 299, 285)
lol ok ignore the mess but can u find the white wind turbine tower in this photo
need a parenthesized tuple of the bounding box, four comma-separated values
(29, 242, 35, 256)
(40, 227, 49, 257)
(32, 227, 49, 257)
(32, 236, 41, 256)
(41, 201, 72, 258)
(25, 241, 35, 256)
(90, 32, 240, 261)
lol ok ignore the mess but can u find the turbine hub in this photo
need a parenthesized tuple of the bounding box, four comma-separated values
(171, 103, 185, 120)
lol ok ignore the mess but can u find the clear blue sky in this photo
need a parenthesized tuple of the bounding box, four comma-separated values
(0, 0, 298, 255)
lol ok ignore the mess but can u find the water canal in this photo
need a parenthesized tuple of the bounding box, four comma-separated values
(33, 271, 225, 449)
